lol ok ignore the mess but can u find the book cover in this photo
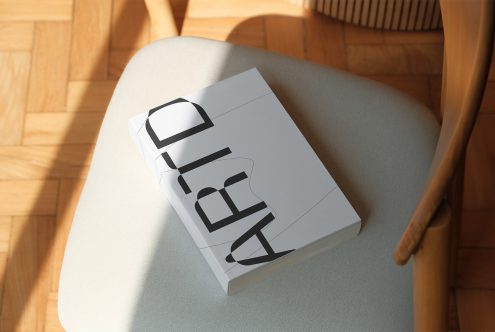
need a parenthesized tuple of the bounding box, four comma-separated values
(129, 68, 361, 294)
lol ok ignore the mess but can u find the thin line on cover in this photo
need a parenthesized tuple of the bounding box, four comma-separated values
(136, 91, 272, 136)
(224, 186, 338, 275)
(210, 92, 273, 121)
(136, 91, 274, 159)
(195, 156, 278, 250)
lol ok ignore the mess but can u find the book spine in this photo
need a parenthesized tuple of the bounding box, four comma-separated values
(198, 243, 230, 293)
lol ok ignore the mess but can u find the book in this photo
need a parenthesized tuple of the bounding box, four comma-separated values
(128, 68, 361, 295)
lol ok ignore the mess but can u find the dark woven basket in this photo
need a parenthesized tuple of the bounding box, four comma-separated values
(290, 0, 442, 31)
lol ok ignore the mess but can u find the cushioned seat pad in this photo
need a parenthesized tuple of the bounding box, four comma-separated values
(58, 37, 439, 331)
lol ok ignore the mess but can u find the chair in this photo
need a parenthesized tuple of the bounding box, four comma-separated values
(58, 0, 494, 330)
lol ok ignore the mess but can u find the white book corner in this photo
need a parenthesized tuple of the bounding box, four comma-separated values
(129, 68, 361, 295)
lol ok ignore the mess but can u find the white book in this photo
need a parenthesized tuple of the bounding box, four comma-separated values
(129, 68, 361, 295)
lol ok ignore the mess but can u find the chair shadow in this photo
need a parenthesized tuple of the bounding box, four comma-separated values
(0, 1, 187, 330)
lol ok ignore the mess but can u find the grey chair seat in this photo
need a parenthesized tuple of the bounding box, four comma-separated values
(58, 37, 439, 331)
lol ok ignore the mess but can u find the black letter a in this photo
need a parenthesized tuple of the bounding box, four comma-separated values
(225, 213, 295, 266)
(195, 172, 267, 232)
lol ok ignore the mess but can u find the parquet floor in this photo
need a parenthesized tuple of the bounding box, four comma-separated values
(0, 0, 493, 331)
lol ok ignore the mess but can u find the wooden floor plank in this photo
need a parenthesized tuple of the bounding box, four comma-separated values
(461, 209, 495, 248)
(457, 289, 495, 331)
(0, 0, 73, 21)
(481, 81, 495, 113)
(0, 217, 9, 315)
(464, 114, 495, 210)
(405, 44, 444, 75)
(0, 216, 12, 316)
(457, 248, 495, 289)
(23, 112, 104, 145)
(111, 0, 150, 50)
(0, 252, 7, 317)
(366, 75, 432, 108)
(108, 49, 138, 79)
(66, 80, 117, 112)
(344, 23, 384, 44)
(50, 179, 84, 291)
(0, 22, 34, 51)
(0, 145, 92, 180)
(265, 16, 305, 59)
(347, 44, 409, 74)
(70, 0, 112, 80)
(0, 217, 11, 253)
(383, 31, 444, 44)
(183, 17, 266, 48)
(186, 0, 305, 18)
(346, 44, 443, 75)
(0, 216, 54, 331)
(304, 13, 346, 70)
(27, 22, 72, 113)
(0, 180, 58, 216)
(0, 52, 30, 146)
(488, 52, 495, 81)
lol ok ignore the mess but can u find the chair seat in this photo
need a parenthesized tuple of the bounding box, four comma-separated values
(58, 37, 439, 331)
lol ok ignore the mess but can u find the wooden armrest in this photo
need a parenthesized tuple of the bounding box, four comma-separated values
(393, 0, 494, 265)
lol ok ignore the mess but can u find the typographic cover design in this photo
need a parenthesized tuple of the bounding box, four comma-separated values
(129, 68, 361, 294)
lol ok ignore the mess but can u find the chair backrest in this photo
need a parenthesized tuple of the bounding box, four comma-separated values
(394, 0, 495, 264)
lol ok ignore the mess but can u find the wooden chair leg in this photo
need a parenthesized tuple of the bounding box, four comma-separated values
(413, 202, 451, 331)
(144, 0, 178, 41)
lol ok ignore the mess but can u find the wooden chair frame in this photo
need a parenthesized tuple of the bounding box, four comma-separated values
(401, 1, 494, 329)
(143, 0, 495, 330)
